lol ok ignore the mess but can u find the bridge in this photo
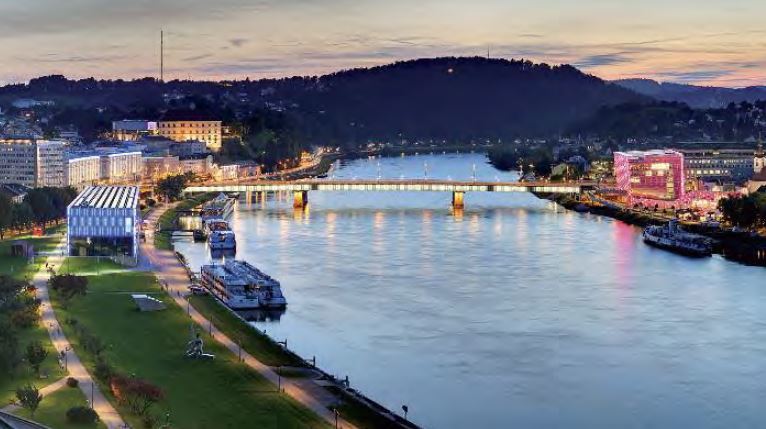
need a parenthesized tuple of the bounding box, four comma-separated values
(183, 179, 595, 208)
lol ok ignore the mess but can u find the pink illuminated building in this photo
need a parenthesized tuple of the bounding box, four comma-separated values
(614, 150, 685, 207)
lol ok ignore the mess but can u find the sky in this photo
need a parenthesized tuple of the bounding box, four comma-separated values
(1, 0, 765, 87)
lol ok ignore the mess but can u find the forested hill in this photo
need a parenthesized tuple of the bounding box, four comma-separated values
(0, 57, 647, 142)
(286, 57, 647, 140)
(614, 78, 766, 109)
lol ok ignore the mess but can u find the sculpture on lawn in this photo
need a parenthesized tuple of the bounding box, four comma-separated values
(184, 332, 215, 359)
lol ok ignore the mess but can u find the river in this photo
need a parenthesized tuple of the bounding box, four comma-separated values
(175, 153, 766, 428)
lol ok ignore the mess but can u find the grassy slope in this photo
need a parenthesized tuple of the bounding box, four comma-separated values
(55, 259, 329, 429)
(188, 295, 305, 367)
(14, 386, 107, 429)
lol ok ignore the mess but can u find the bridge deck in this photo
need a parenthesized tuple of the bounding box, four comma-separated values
(184, 179, 594, 194)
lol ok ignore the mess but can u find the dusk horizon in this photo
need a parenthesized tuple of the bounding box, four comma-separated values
(1, 0, 765, 87)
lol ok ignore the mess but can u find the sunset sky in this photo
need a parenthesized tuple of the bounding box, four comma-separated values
(1, 0, 764, 87)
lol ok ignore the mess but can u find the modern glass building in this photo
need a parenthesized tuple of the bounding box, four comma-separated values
(614, 150, 685, 204)
(67, 186, 140, 261)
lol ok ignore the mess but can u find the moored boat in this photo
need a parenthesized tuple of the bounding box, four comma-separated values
(642, 220, 713, 257)
(200, 260, 287, 310)
(201, 193, 236, 221)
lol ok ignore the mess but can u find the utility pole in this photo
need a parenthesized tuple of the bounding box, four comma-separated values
(160, 30, 164, 83)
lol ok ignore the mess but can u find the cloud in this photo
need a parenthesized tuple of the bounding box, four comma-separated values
(229, 38, 249, 48)
(573, 53, 633, 68)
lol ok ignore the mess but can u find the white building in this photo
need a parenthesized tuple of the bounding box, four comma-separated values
(100, 151, 143, 183)
(66, 155, 101, 190)
(0, 138, 66, 187)
(67, 186, 140, 261)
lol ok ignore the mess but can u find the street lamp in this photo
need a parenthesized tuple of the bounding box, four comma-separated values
(402, 404, 409, 420)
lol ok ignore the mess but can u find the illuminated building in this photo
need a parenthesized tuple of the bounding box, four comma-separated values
(66, 154, 101, 190)
(100, 151, 143, 183)
(679, 147, 756, 183)
(112, 120, 157, 141)
(67, 186, 140, 262)
(755, 140, 765, 174)
(614, 150, 685, 205)
(157, 110, 221, 151)
(0, 138, 66, 187)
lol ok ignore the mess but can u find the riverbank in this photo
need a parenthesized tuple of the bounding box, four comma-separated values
(547, 194, 766, 266)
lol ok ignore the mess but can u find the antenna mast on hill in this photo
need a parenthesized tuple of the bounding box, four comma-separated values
(160, 30, 164, 83)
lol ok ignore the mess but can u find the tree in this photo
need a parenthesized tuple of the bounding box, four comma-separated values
(24, 189, 55, 226)
(15, 384, 43, 417)
(12, 202, 34, 230)
(111, 375, 164, 417)
(25, 341, 49, 376)
(0, 193, 13, 240)
(156, 173, 195, 202)
(49, 274, 88, 304)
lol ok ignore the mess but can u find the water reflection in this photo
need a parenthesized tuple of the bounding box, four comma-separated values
(174, 153, 766, 429)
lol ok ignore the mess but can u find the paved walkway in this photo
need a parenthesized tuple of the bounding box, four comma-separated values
(2, 377, 68, 414)
(141, 204, 357, 429)
(26, 240, 127, 429)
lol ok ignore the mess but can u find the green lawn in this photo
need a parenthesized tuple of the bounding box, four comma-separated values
(155, 194, 217, 250)
(188, 295, 305, 368)
(0, 225, 66, 281)
(14, 385, 106, 429)
(54, 260, 329, 429)
(0, 226, 67, 407)
(0, 325, 65, 407)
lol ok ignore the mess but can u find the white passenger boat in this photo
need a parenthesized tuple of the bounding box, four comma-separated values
(201, 193, 236, 221)
(200, 260, 287, 310)
(642, 220, 713, 257)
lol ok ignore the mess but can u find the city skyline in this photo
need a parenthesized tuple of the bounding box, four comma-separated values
(1, 0, 766, 87)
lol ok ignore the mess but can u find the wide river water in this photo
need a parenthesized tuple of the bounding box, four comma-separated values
(176, 153, 766, 428)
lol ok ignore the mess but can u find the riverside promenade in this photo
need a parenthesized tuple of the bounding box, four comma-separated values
(140, 203, 358, 429)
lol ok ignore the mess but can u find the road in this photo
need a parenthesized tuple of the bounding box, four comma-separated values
(140, 203, 358, 429)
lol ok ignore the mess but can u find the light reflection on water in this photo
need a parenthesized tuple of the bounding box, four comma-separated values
(175, 153, 766, 429)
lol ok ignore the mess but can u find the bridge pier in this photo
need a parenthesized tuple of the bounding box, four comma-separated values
(293, 190, 309, 208)
(452, 191, 465, 209)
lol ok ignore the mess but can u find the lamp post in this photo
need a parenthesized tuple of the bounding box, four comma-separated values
(402, 404, 409, 421)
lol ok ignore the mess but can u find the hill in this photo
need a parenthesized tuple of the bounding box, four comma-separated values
(613, 78, 766, 109)
(0, 57, 646, 144)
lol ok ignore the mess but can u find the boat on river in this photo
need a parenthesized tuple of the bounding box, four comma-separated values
(204, 218, 236, 251)
(642, 220, 713, 257)
(200, 260, 287, 310)
(201, 193, 236, 221)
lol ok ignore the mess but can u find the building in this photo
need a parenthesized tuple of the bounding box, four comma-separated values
(0, 183, 30, 203)
(112, 120, 157, 141)
(158, 110, 222, 151)
(143, 155, 181, 180)
(67, 186, 140, 261)
(755, 141, 765, 175)
(0, 138, 66, 187)
(66, 154, 101, 190)
(678, 147, 756, 183)
(100, 151, 143, 183)
(614, 150, 685, 205)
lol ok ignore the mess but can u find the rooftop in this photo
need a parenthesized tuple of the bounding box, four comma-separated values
(160, 109, 220, 122)
(69, 186, 139, 210)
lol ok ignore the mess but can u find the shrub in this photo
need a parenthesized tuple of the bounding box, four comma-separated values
(94, 357, 113, 382)
(66, 377, 79, 388)
(66, 406, 99, 424)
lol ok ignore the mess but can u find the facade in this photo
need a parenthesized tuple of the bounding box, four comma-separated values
(0, 183, 30, 203)
(143, 155, 181, 180)
(755, 141, 765, 175)
(0, 138, 65, 187)
(100, 151, 143, 183)
(67, 186, 140, 260)
(158, 111, 221, 151)
(112, 120, 157, 141)
(679, 148, 755, 183)
(614, 150, 685, 204)
(66, 155, 101, 190)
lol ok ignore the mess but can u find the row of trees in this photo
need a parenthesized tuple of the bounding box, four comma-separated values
(717, 194, 766, 229)
(0, 276, 42, 372)
(0, 187, 78, 239)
